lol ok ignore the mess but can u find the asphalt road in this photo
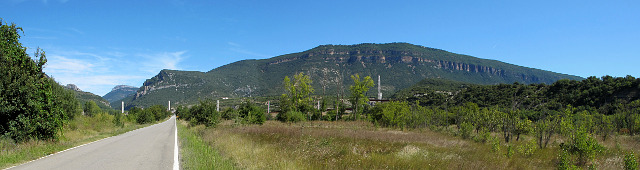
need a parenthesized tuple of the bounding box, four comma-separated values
(9, 116, 178, 170)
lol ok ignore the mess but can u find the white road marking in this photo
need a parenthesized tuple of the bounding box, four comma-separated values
(173, 116, 179, 170)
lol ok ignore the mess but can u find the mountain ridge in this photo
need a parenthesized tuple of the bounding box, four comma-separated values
(120, 43, 583, 108)
(103, 85, 138, 103)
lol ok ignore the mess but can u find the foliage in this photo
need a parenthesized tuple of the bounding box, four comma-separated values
(83, 101, 102, 117)
(278, 73, 314, 122)
(278, 111, 306, 123)
(349, 74, 375, 120)
(238, 102, 266, 125)
(368, 101, 409, 128)
(178, 99, 220, 127)
(625, 152, 638, 170)
(459, 122, 474, 139)
(49, 79, 81, 120)
(0, 21, 63, 141)
(561, 127, 605, 166)
(221, 107, 239, 120)
(517, 139, 537, 157)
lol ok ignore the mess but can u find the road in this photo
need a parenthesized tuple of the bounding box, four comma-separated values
(9, 116, 179, 170)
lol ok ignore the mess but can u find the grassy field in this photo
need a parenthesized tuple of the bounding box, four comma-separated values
(180, 120, 639, 170)
(0, 113, 161, 169)
(177, 120, 236, 169)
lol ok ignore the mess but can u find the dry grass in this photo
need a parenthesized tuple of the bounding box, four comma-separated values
(176, 120, 640, 169)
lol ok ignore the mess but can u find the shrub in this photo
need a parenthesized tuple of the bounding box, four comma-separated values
(188, 99, 220, 127)
(368, 101, 410, 128)
(563, 128, 604, 166)
(460, 122, 474, 139)
(279, 111, 306, 123)
(113, 111, 124, 127)
(136, 109, 155, 124)
(506, 145, 514, 158)
(238, 102, 266, 125)
(221, 107, 239, 120)
(518, 139, 537, 157)
(625, 152, 638, 170)
(557, 148, 577, 170)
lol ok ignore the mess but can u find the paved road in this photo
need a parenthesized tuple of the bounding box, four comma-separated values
(9, 116, 178, 170)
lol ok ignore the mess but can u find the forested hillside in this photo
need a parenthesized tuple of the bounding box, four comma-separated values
(123, 43, 582, 108)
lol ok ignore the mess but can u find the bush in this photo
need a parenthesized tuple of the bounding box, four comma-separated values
(221, 107, 239, 120)
(238, 102, 266, 125)
(186, 99, 220, 127)
(278, 111, 306, 123)
(460, 122, 474, 139)
(562, 127, 604, 166)
(518, 139, 537, 157)
(557, 148, 577, 170)
(83, 101, 102, 117)
(136, 109, 155, 124)
(625, 152, 638, 170)
(113, 111, 124, 127)
(368, 101, 410, 128)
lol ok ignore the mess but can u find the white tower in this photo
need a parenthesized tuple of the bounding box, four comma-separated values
(168, 101, 171, 111)
(377, 75, 382, 100)
(216, 100, 220, 112)
(121, 101, 124, 113)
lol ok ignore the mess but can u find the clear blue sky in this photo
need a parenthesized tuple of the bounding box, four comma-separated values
(2, 0, 639, 96)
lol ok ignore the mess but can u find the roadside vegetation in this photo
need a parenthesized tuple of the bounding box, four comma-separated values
(177, 72, 639, 169)
(0, 20, 173, 168)
(177, 120, 236, 169)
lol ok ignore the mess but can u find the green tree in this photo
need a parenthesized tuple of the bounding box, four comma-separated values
(1, 20, 64, 141)
(278, 72, 314, 122)
(50, 78, 81, 120)
(83, 101, 102, 117)
(349, 74, 374, 120)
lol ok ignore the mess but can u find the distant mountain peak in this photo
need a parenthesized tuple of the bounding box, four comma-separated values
(64, 84, 82, 92)
(103, 85, 139, 103)
(112, 85, 137, 91)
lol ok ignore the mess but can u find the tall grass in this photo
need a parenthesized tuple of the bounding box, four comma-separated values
(0, 113, 154, 169)
(177, 120, 236, 169)
(183, 120, 637, 169)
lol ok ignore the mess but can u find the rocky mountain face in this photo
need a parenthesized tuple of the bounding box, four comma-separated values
(121, 43, 583, 108)
(103, 85, 138, 103)
(64, 84, 82, 92)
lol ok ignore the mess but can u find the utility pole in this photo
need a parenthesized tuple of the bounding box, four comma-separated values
(217, 100, 220, 112)
(267, 101, 270, 114)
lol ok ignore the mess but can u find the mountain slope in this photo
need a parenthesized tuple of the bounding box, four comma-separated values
(103, 85, 138, 103)
(64, 84, 112, 111)
(122, 43, 583, 108)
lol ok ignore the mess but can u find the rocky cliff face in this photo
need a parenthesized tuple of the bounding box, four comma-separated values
(64, 84, 82, 92)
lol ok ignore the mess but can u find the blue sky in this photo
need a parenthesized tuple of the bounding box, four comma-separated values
(2, 0, 639, 96)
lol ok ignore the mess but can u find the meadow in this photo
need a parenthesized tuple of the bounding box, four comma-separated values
(179, 120, 639, 169)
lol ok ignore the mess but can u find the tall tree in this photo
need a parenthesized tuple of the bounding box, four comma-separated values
(1, 20, 63, 141)
(349, 74, 374, 120)
(280, 72, 314, 114)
